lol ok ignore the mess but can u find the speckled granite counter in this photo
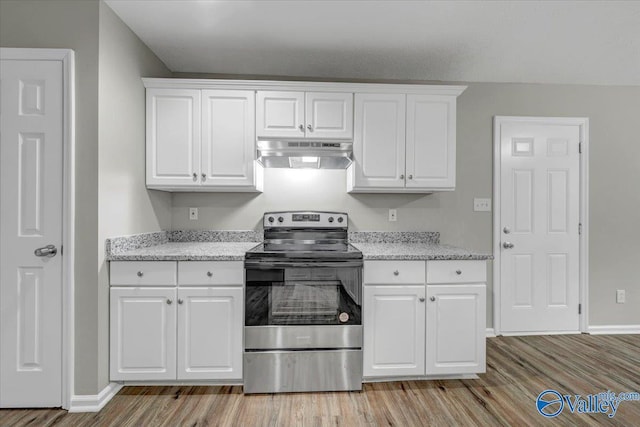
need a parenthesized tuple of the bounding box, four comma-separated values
(105, 230, 491, 262)
(105, 231, 260, 261)
(352, 243, 492, 261)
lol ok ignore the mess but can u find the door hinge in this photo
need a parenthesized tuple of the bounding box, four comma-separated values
(579, 142, 582, 154)
(578, 303, 582, 315)
(578, 223, 582, 235)
(60, 245, 63, 256)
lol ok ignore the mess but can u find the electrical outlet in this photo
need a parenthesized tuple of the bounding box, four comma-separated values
(616, 289, 626, 304)
(388, 209, 397, 222)
(189, 207, 198, 221)
(474, 198, 492, 212)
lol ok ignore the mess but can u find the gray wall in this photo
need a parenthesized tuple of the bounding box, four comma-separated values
(97, 2, 172, 391)
(0, 0, 101, 395)
(173, 80, 640, 328)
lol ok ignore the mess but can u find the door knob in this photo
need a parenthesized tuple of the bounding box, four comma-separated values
(419, 297, 425, 302)
(430, 296, 436, 302)
(503, 226, 511, 234)
(307, 124, 313, 132)
(393, 270, 399, 276)
(298, 124, 304, 132)
(503, 242, 515, 249)
(34, 244, 57, 258)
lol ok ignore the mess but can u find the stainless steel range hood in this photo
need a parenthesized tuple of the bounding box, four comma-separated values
(256, 140, 353, 169)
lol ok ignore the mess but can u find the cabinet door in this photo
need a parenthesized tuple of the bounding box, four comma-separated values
(305, 92, 353, 139)
(146, 88, 201, 187)
(351, 94, 406, 189)
(177, 287, 243, 380)
(256, 91, 305, 138)
(363, 285, 425, 377)
(201, 90, 256, 188)
(426, 285, 486, 375)
(406, 95, 456, 190)
(110, 287, 177, 381)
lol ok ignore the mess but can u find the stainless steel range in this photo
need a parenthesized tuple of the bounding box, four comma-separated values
(244, 211, 363, 394)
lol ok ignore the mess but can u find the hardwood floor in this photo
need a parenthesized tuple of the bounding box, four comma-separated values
(2, 334, 639, 426)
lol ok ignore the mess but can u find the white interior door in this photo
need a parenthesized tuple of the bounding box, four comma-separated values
(498, 119, 580, 333)
(0, 58, 64, 407)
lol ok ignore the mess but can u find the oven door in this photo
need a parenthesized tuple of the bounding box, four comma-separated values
(245, 260, 362, 328)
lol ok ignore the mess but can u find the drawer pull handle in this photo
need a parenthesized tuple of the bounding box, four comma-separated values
(166, 299, 173, 305)
(430, 296, 436, 302)
(207, 271, 213, 277)
(393, 270, 399, 276)
(137, 271, 144, 277)
(456, 269, 462, 275)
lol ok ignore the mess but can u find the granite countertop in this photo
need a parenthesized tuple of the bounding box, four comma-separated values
(352, 242, 492, 261)
(108, 241, 259, 261)
(105, 230, 492, 262)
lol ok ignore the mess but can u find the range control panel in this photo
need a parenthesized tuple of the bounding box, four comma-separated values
(263, 211, 347, 228)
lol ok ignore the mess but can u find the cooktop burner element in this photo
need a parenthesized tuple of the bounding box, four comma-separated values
(245, 211, 363, 262)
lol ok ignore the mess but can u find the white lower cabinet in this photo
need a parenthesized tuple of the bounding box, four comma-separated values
(177, 287, 243, 380)
(110, 287, 177, 381)
(110, 261, 243, 382)
(363, 260, 487, 379)
(363, 285, 425, 377)
(425, 284, 486, 375)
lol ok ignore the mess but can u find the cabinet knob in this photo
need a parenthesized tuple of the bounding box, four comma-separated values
(456, 269, 462, 275)
(299, 124, 304, 132)
(137, 271, 143, 277)
(393, 270, 399, 276)
(307, 124, 313, 132)
(408, 174, 413, 180)
(207, 271, 213, 277)
(430, 296, 436, 302)
(178, 299, 184, 305)
(166, 299, 173, 305)
(419, 297, 425, 303)
(201, 173, 207, 182)
(400, 174, 404, 180)
(192, 173, 197, 181)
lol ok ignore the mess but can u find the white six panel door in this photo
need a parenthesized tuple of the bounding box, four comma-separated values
(499, 120, 580, 333)
(146, 88, 201, 186)
(352, 93, 406, 188)
(0, 58, 63, 407)
(201, 90, 255, 188)
(177, 287, 243, 380)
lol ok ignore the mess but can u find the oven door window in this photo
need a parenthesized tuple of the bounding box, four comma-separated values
(245, 267, 361, 326)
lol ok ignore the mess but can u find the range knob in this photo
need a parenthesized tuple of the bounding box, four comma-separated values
(328, 217, 334, 223)
(268, 216, 274, 223)
(337, 217, 344, 223)
(278, 216, 284, 223)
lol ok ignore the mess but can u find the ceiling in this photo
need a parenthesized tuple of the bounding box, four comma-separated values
(105, 0, 640, 86)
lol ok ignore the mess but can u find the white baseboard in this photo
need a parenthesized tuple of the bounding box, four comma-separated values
(68, 382, 122, 413)
(486, 328, 496, 337)
(588, 325, 640, 335)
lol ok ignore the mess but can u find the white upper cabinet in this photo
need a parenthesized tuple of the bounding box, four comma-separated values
(348, 90, 463, 193)
(406, 95, 456, 190)
(146, 88, 201, 187)
(256, 91, 353, 139)
(350, 93, 406, 189)
(201, 90, 256, 188)
(146, 87, 262, 192)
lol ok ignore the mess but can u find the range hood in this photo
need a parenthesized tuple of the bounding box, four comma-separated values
(256, 140, 353, 169)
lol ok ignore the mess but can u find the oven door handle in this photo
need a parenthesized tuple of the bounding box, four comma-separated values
(245, 260, 363, 269)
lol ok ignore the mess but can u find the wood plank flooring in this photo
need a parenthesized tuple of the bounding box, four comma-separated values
(2, 334, 639, 426)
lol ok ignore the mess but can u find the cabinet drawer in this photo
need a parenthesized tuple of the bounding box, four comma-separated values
(178, 261, 244, 285)
(364, 260, 425, 285)
(110, 261, 177, 286)
(426, 261, 486, 284)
